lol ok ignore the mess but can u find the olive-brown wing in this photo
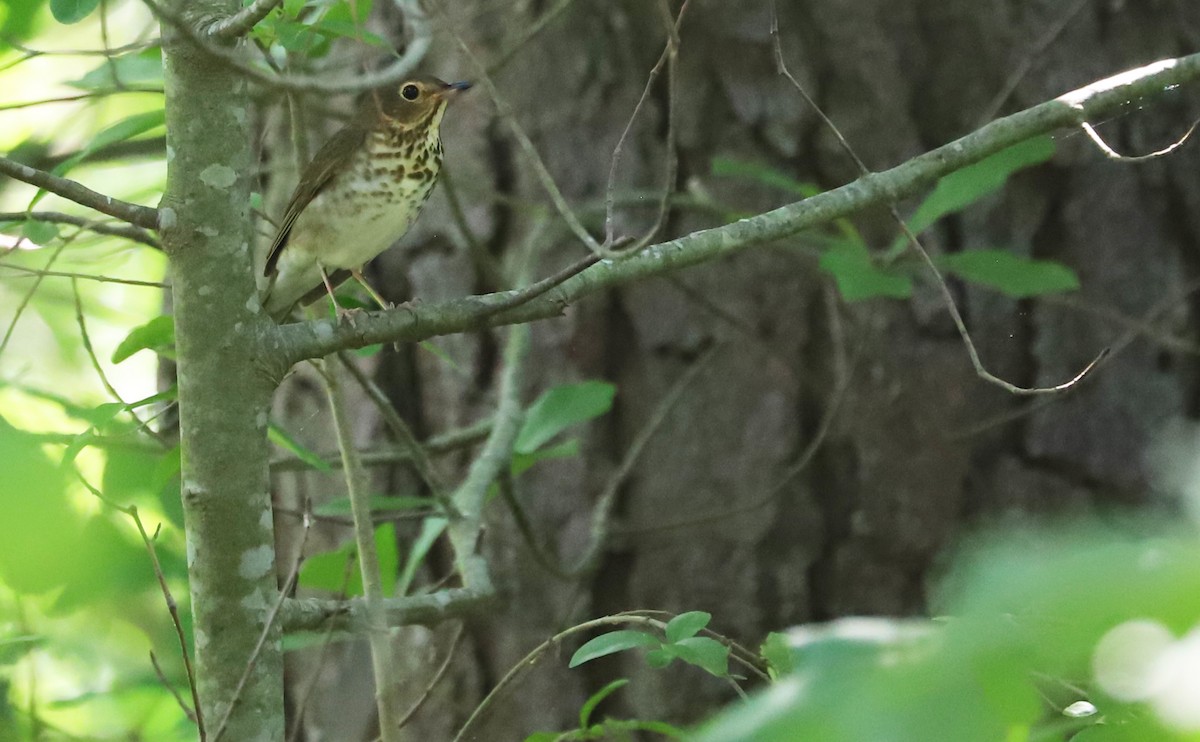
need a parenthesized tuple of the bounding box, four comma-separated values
(263, 124, 367, 276)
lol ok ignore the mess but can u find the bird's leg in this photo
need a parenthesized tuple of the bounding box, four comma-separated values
(351, 268, 393, 312)
(317, 263, 349, 317)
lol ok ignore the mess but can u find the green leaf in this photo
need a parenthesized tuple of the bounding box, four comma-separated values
(68, 48, 163, 90)
(569, 630, 660, 668)
(21, 220, 59, 245)
(664, 636, 729, 677)
(645, 647, 674, 668)
(395, 516, 446, 596)
(906, 135, 1056, 238)
(579, 678, 629, 728)
(50, 0, 99, 23)
(761, 631, 794, 679)
(516, 381, 616, 454)
(711, 157, 819, 198)
(940, 250, 1079, 298)
(298, 523, 397, 596)
(665, 611, 711, 643)
(56, 110, 166, 174)
(267, 424, 331, 472)
(511, 438, 580, 477)
(111, 315, 175, 363)
(819, 242, 912, 301)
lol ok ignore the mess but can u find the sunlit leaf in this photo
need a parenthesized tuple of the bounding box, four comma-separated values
(0, 416, 83, 594)
(69, 48, 163, 90)
(569, 630, 660, 668)
(516, 381, 616, 454)
(112, 315, 175, 363)
(760, 632, 794, 679)
(57, 110, 166, 174)
(940, 250, 1079, 298)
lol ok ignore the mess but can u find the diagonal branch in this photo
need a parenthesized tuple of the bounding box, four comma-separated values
(264, 52, 1200, 370)
(207, 0, 282, 39)
(0, 156, 160, 229)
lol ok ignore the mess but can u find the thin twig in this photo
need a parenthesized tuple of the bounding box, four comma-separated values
(77, 475, 205, 739)
(150, 651, 198, 724)
(1080, 118, 1200, 161)
(0, 241, 68, 358)
(506, 343, 720, 579)
(453, 611, 745, 742)
(486, 0, 580, 74)
(769, 2, 1105, 396)
(601, 0, 688, 256)
(395, 623, 465, 729)
(272, 50, 1200, 364)
(0, 156, 160, 229)
(0, 211, 160, 247)
(71, 279, 169, 446)
(0, 89, 164, 112)
(286, 556, 358, 742)
(437, 4, 602, 255)
(977, 0, 1092, 125)
(0, 263, 168, 287)
(618, 298, 863, 535)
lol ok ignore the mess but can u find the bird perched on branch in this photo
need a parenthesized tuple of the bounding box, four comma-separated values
(261, 75, 471, 320)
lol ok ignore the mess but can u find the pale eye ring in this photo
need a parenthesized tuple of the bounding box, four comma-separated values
(401, 84, 420, 101)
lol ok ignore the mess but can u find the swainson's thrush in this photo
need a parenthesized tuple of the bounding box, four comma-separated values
(261, 75, 470, 319)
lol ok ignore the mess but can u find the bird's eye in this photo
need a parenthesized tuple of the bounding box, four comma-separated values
(401, 84, 420, 101)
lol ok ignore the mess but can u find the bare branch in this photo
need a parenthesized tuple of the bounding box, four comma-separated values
(0, 156, 160, 229)
(267, 52, 1200, 369)
(602, 0, 688, 254)
(0, 211, 160, 247)
(207, 0, 282, 39)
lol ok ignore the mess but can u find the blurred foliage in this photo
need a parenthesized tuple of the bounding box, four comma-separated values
(690, 523, 1200, 742)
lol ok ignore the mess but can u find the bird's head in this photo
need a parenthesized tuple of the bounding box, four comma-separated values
(363, 75, 471, 132)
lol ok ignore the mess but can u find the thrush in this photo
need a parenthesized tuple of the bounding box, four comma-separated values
(261, 75, 471, 319)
